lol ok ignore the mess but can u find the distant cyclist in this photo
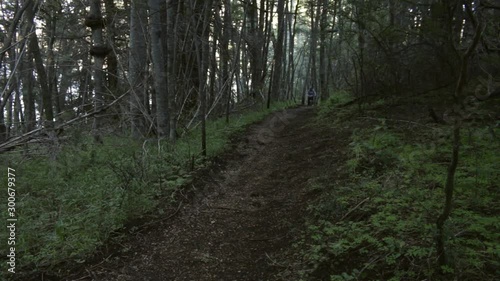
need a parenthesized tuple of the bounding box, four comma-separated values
(307, 86, 317, 106)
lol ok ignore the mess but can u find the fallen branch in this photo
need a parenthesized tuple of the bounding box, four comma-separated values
(0, 91, 129, 153)
(137, 201, 183, 229)
(340, 197, 370, 221)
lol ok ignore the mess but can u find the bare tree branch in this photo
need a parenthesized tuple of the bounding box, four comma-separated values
(0, 91, 129, 153)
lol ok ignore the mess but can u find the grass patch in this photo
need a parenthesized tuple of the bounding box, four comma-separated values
(0, 101, 294, 279)
(317, 90, 354, 120)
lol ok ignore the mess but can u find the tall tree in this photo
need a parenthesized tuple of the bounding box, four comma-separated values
(194, 0, 214, 156)
(436, 4, 483, 270)
(129, 0, 148, 138)
(22, 50, 36, 132)
(104, 0, 119, 98)
(271, 0, 286, 101)
(355, 0, 366, 100)
(0, 0, 31, 69)
(308, 0, 321, 94)
(27, 1, 54, 129)
(286, 0, 300, 100)
(246, 0, 265, 95)
(45, 1, 63, 122)
(149, 0, 169, 138)
(165, 0, 178, 140)
(318, 0, 329, 102)
(221, 0, 232, 123)
(86, 0, 108, 142)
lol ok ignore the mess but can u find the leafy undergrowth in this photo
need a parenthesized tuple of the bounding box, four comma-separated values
(298, 92, 499, 280)
(0, 101, 294, 280)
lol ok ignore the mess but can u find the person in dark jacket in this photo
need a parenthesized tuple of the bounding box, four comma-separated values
(307, 86, 317, 106)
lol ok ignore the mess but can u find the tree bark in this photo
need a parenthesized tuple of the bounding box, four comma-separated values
(30, 31, 54, 128)
(22, 51, 36, 132)
(287, 0, 300, 101)
(88, 0, 106, 142)
(309, 0, 321, 91)
(435, 14, 483, 271)
(129, 0, 149, 138)
(247, 0, 265, 95)
(220, 0, 232, 123)
(271, 0, 286, 101)
(0, 0, 32, 68)
(166, 0, 178, 141)
(44, 7, 62, 123)
(195, 0, 214, 157)
(104, 0, 119, 98)
(356, 0, 366, 100)
(149, 0, 169, 138)
(319, 0, 329, 102)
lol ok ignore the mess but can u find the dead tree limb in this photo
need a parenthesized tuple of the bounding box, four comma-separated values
(435, 18, 484, 271)
(0, 91, 129, 153)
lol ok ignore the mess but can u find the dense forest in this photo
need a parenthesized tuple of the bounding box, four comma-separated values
(0, 0, 499, 280)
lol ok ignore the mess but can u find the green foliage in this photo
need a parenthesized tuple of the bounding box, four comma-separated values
(0, 101, 294, 279)
(347, 125, 401, 174)
(299, 99, 499, 280)
(317, 91, 354, 119)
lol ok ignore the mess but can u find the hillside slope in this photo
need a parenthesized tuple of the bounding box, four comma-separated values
(59, 94, 499, 280)
(63, 106, 344, 281)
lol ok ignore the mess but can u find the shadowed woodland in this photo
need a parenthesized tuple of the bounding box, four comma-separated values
(0, 0, 499, 280)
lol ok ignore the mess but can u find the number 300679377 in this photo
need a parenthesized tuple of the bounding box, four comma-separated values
(7, 167, 17, 274)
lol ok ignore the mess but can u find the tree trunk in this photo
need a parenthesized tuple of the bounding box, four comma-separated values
(166, 0, 178, 141)
(219, 0, 232, 123)
(0, 0, 32, 68)
(435, 13, 482, 271)
(88, 0, 106, 142)
(287, 0, 300, 101)
(7, 36, 22, 136)
(271, 0, 286, 101)
(261, 0, 274, 84)
(21, 0, 53, 128)
(195, 0, 213, 157)
(46, 8, 62, 123)
(436, 123, 460, 268)
(30, 32, 54, 128)
(149, 0, 169, 138)
(104, 0, 119, 99)
(22, 51, 36, 132)
(356, 0, 366, 100)
(319, 0, 329, 102)
(309, 0, 321, 91)
(247, 0, 265, 95)
(14, 89, 22, 136)
(129, 0, 148, 138)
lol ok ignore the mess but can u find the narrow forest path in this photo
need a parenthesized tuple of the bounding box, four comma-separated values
(72, 106, 340, 281)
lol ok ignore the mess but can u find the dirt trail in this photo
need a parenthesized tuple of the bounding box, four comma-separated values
(72, 107, 328, 281)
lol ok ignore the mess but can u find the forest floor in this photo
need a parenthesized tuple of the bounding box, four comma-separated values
(65, 106, 345, 281)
